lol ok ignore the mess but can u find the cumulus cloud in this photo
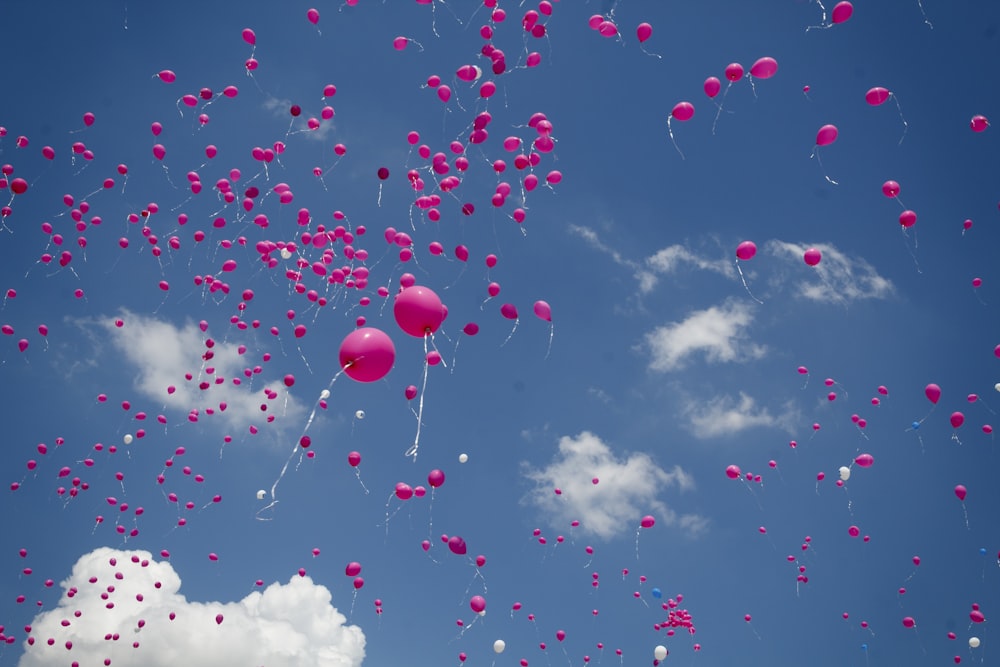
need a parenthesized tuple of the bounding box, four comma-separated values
(18, 547, 364, 667)
(637, 245, 733, 294)
(643, 300, 766, 372)
(87, 311, 305, 438)
(766, 241, 894, 304)
(682, 392, 797, 439)
(522, 431, 705, 540)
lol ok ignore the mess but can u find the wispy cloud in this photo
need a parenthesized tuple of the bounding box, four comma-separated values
(20, 547, 365, 667)
(638, 245, 733, 294)
(567, 224, 639, 272)
(85, 311, 305, 440)
(522, 431, 705, 540)
(766, 241, 894, 304)
(682, 392, 798, 439)
(643, 300, 766, 372)
(262, 94, 337, 142)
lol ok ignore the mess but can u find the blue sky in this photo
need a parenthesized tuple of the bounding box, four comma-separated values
(1, 1, 998, 666)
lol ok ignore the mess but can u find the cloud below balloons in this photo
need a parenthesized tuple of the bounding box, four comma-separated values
(643, 300, 766, 372)
(19, 547, 365, 667)
(681, 391, 798, 439)
(521, 431, 705, 540)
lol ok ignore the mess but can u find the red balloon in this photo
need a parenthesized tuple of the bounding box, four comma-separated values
(339, 327, 396, 382)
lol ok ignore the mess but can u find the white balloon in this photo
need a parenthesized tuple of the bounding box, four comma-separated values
(355, 409, 365, 420)
(280, 248, 293, 260)
(493, 639, 506, 654)
(459, 453, 468, 463)
(970, 636, 981, 648)
(654, 645, 668, 661)
(256, 489, 267, 500)
(994, 382, 1000, 393)
(320, 389, 331, 400)
(839, 465, 851, 481)
(123, 433, 133, 445)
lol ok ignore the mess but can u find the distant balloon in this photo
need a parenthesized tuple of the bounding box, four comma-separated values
(865, 87, 891, 106)
(671, 102, 695, 121)
(970, 115, 989, 132)
(494, 639, 506, 654)
(815, 124, 838, 146)
(533, 300, 552, 322)
(704, 77, 721, 99)
(654, 646, 668, 661)
(954, 485, 967, 501)
(855, 454, 874, 467)
(736, 241, 757, 260)
(636, 22, 653, 43)
(640, 515, 655, 528)
(925, 383, 941, 404)
(804, 248, 822, 266)
(831, 1, 854, 23)
(725, 464, 742, 479)
(469, 595, 486, 613)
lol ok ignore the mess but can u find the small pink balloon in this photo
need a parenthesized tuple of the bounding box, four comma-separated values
(157, 70, 176, 83)
(831, 1, 854, 23)
(882, 180, 901, 197)
(803, 248, 822, 266)
(725, 464, 742, 480)
(970, 115, 989, 132)
(950, 412, 965, 428)
(815, 124, 838, 146)
(865, 87, 890, 106)
(724, 62, 744, 81)
(925, 383, 941, 405)
(500, 303, 518, 320)
(640, 515, 655, 528)
(703, 77, 721, 99)
(854, 453, 874, 468)
(671, 102, 694, 121)
(636, 22, 652, 43)
(899, 210, 917, 228)
(735, 241, 757, 260)
(469, 595, 486, 613)
(954, 485, 967, 501)
(307, 8, 320, 24)
(242, 28, 256, 45)
(533, 300, 552, 322)
(348, 451, 361, 467)
(902, 616, 915, 628)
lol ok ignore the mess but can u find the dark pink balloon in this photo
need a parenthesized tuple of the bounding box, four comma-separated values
(865, 87, 890, 106)
(749, 57, 778, 79)
(703, 77, 721, 99)
(954, 485, 967, 501)
(736, 241, 757, 260)
(671, 102, 694, 121)
(339, 327, 396, 382)
(803, 248, 821, 266)
(925, 383, 941, 404)
(831, 1, 853, 23)
(636, 22, 652, 43)
(815, 124, 838, 146)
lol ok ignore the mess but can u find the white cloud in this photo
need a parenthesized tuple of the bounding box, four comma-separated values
(682, 392, 797, 439)
(18, 547, 365, 667)
(262, 95, 337, 143)
(643, 300, 766, 372)
(567, 224, 640, 272)
(521, 431, 704, 540)
(766, 241, 894, 304)
(89, 311, 304, 438)
(638, 245, 733, 293)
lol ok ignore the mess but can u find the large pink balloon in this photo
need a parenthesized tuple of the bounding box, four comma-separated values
(339, 327, 396, 382)
(815, 124, 838, 146)
(925, 383, 941, 405)
(735, 241, 757, 261)
(469, 595, 486, 613)
(394, 286, 445, 337)
(449, 535, 467, 555)
(749, 57, 778, 79)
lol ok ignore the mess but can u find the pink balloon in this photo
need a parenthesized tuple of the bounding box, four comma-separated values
(394, 286, 445, 337)
(899, 210, 917, 228)
(815, 124, 838, 146)
(427, 469, 445, 488)
(865, 87, 890, 106)
(902, 616, 915, 628)
(348, 451, 361, 467)
(854, 453, 874, 468)
(395, 482, 413, 500)
(925, 383, 941, 405)
(437, 85, 452, 103)
(724, 62, 744, 81)
(970, 115, 989, 132)
(671, 102, 694, 121)
(152, 144, 166, 160)
(157, 70, 176, 83)
(954, 485, 967, 501)
(533, 300, 552, 322)
(215, 614, 224, 625)
(882, 180, 900, 197)
(500, 303, 518, 320)
(636, 22, 652, 43)
(803, 248, 822, 266)
(242, 28, 256, 45)
(307, 8, 320, 24)
(725, 465, 742, 480)
(970, 610, 985, 623)
(449, 536, 467, 555)
(831, 1, 853, 23)
(703, 77, 721, 99)
(735, 241, 757, 260)
(749, 57, 778, 79)
(470, 595, 486, 613)
(339, 327, 396, 382)
(640, 515, 655, 528)
(950, 412, 965, 428)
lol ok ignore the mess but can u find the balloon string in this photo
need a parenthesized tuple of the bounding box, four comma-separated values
(666, 118, 685, 160)
(500, 318, 519, 347)
(735, 261, 764, 304)
(811, 148, 838, 185)
(893, 95, 909, 145)
(405, 335, 432, 461)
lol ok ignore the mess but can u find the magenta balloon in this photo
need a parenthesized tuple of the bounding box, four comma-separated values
(970, 610, 985, 623)
(854, 453, 874, 468)
(831, 1, 853, 23)
(671, 101, 694, 121)
(428, 469, 445, 488)
(970, 115, 989, 132)
(636, 22, 652, 43)
(500, 303, 518, 320)
(815, 124, 838, 146)
(954, 485, 967, 501)
(803, 248, 822, 266)
(950, 412, 965, 428)
(640, 515, 655, 528)
(735, 241, 757, 260)
(347, 451, 361, 467)
(395, 482, 413, 500)
(882, 180, 900, 197)
(724, 62, 744, 81)
(703, 77, 721, 99)
(339, 327, 396, 382)
(899, 210, 917, 228)
(437, 85, 452, 103)
(242, 28, 256, 45)
(152, 144, 166, 160)
(865, 87, 890, 106)
(533, 300, 552, 322)
(725, 464, 742, 480)
(448, 535, 467, 555)
(394, 286, 445, 337)
(157, 70, 176, 83)
(901, 616, 915, 628)
(469, 595, 486, 613)
(924, 383, 941, 405)
(307, 8, 319, 24)
(749, 57, 778, 79)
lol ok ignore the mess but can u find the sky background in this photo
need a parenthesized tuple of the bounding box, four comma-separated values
(1, 1, 998, 666)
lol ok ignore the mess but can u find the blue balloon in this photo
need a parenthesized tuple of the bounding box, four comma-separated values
(980, 547, 988, 556)
(861, 644, 868, 651)
(651, 587, 662, 599)
(911, 421, 920, 430)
